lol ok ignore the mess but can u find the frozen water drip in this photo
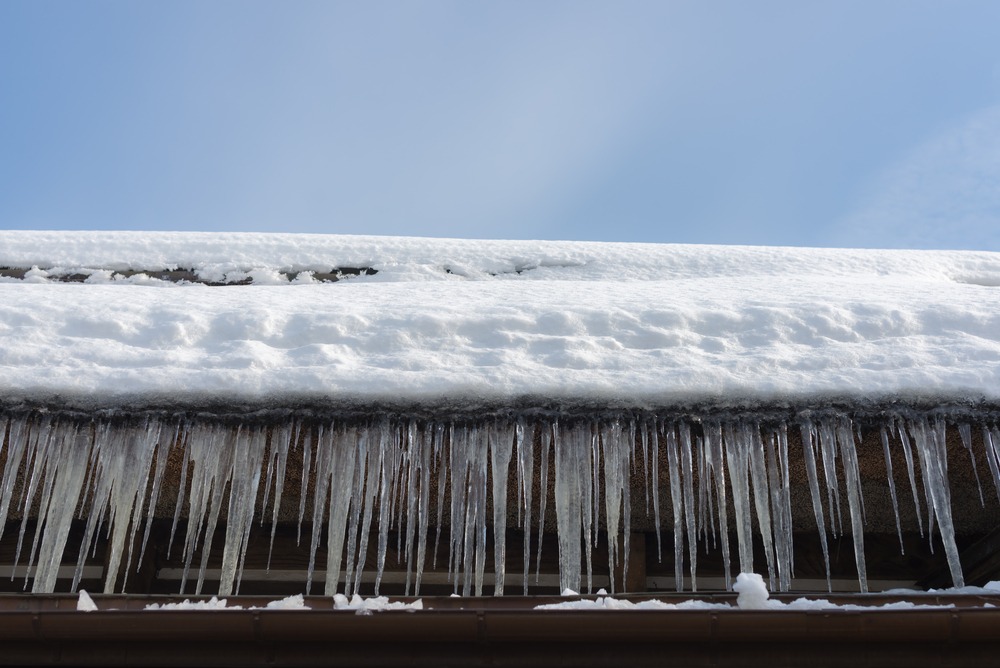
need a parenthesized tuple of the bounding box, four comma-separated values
(0, 408, 990, 596)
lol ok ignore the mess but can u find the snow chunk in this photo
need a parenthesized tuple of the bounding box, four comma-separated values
(76, 590, 98, 612)
(263, 594, 310, 610)
(734, 572, 770, 610)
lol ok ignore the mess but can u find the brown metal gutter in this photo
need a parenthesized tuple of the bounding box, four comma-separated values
(0, 595, 999, 667)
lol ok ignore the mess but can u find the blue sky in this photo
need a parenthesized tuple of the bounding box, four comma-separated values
(2, 0, 999, 250)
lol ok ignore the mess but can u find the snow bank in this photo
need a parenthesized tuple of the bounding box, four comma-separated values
(2, 231, 1000, 407)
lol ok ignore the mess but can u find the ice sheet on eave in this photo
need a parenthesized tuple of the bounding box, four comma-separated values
(1, 230, 999, 409)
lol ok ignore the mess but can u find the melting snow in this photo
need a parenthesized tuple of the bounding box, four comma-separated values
(536, 572, 961, 611)
(332, 594, 423, 612)
(145, 596, 236, 611)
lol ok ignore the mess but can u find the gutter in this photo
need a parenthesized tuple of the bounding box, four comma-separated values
(0, 595, 998, 667)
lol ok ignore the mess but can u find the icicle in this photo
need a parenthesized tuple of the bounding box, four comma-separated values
(375, 421, 400, 595)
(663, 423, 685, 591)
(817, 422, 843, 536)
(678, 422, 698, 592)
(343, 425, 369, 594)
(553, 421, 583, 594)
(601, 421, 624, 593)
(448, 423, 469, 593)
(432, 422, 447, 569)
(296, 426, 312, 546)
(835, 419, 868, 593)
(695, 435, 710, 549)
(723, 423, 754, 577)
(32, 423, 93, 593)
(879, 425, 904, 552)
(983, 427, 1000, 504)
(958, 424, 985, 506)
(401, 421, 418, 595)
(896, 421, 925, 537)
(137, 420, 176, 567)
(187, 424, 238, 596)
(324, 424, 360, 596)
(799, 421, 831, 590)
(535, 421, 552, 581)
(305, 424, 334, 594)
(14, 415, 56, 580)
(703, 422, 731, 590)
(490, 421, 514, 596)
(188, 426, 222, 596)
(166, 423, 192, 560)
(221, 426, 267, 596)
(765, 425, 793, 592)
(414, 422, 434, 595)
(25, 422, 77, 589)
(649, 420, 663, 563)
(745, 424, 777, 592)
(908, 418, 964, 588)
(581, 423, 594, 594)
(471, 425, 489, 597)
(515, 418, 533, 595)
(0, 416, 29, 544)
(90, 419, 162, 594)
(5, 403, 997, 599)
(264, 423, 292, 570)
(641, 419, 650, 514)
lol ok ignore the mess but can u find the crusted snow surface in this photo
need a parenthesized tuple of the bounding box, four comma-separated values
(1, 231, 1000, 406)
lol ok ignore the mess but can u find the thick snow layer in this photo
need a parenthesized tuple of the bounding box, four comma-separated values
(2, 231, 1000, 407)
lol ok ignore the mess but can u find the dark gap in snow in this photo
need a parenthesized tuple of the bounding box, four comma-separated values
(0, 266, 378, 285)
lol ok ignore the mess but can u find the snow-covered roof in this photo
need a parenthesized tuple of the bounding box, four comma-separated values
(2, 230, 999, 409)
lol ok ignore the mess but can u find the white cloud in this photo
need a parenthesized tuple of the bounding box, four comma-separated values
(833, 104, 1000, 251)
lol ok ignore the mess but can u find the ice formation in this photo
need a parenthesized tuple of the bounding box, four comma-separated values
(1, 232, 999, 598)
(0, 407, 995, 597)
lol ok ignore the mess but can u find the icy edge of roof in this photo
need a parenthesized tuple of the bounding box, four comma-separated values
(3, 392, 1000, 424)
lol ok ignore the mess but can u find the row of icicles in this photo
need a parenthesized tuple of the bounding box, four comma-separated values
(0, 411, 997, 597)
